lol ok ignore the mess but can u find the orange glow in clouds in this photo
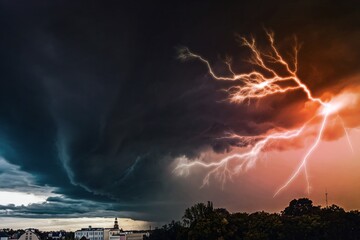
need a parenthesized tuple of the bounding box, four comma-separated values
(175, 30, 360, 196)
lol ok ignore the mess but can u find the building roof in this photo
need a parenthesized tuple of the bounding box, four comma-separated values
(76, 228, 104, 232)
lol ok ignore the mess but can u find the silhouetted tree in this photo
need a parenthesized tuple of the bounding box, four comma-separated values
(183, 201, 214, 227)
(282, 198, 320, 216)
(244, 212, 283, 240)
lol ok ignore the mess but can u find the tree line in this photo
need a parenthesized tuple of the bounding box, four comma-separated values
(146, 198, 360, 240)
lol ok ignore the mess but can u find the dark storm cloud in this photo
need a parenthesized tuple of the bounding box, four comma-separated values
(0, 0, 359, 221)
(0, 196, 187, 221)
(0, 158, 33, 190)
(0, 197, 120, 218)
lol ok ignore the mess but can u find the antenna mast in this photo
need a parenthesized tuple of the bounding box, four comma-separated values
(325, 188, 328, 208)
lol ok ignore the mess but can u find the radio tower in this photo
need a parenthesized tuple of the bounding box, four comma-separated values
(325, 188, 328, 208)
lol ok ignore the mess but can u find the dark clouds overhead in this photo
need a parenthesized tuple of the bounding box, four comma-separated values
(0, 0, 359, 221)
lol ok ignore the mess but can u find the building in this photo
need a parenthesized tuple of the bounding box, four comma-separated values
(18, 230, 40, 240)
(75, 218, 148, 240)
(48, 232, 66, 240)
(74, 227, 104, 240)
(105, 218, 149, 240)
(107, 232, 124, 240)
(0, 232, 9, 240)
(9, 231, 22, 240)
(124, 233, 148, 240)
(104, 218, 122, 240)
(108, 232, 147, 240)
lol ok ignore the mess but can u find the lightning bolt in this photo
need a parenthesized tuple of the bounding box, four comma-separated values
(175, 30, 354, 195)
(337, 115, 354, 154)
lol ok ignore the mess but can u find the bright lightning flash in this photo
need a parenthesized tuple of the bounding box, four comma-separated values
(175, 30, 355, 196)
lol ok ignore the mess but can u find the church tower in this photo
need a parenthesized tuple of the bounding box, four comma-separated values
(114, 217, 119, 229)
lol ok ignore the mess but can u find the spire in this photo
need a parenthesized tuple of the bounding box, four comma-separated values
(114, 217, 119, 230)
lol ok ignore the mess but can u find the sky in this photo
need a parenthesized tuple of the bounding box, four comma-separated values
(0, 0, 360, 231)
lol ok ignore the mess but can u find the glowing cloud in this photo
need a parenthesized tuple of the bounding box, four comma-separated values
(175, 30, 358, 196)
(0, 191, 47, 206)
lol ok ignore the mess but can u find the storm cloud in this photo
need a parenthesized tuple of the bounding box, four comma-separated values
(0, 0, 359, 222)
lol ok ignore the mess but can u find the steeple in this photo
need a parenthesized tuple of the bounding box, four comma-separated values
(114, 217, 119, 229)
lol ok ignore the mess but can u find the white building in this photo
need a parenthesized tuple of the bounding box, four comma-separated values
(74, 227, 104, 240)
(18, 230, 40, 240)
